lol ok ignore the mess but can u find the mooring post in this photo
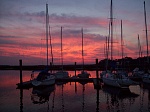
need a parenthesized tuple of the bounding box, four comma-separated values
(75, 62, 76, 76)
(96, 59, 99, 79)
(96, 59, 99, 88)
(19, 59, 23, 85)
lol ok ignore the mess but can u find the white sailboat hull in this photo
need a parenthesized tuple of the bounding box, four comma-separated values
(54, 71, 69, 79)
(103, 77, 133, 88)
(32, 75, 55, 86)
(102, 72, 134, 88)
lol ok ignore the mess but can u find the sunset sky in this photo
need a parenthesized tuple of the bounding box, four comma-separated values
(0, 0, 150, 65)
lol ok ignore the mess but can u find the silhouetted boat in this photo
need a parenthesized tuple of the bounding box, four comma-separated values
(130, 67, 144, 81)
(142, 1, 150, 84)
(32, 4, 55, 86)
(102, 0, 135, 89)
(142, 72, 150, 84)
(77, 28, 90, 78)
(32, 69, 55, 86)
(54, 27, 69, 79)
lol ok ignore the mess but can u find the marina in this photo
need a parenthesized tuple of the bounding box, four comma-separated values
(0, 0, 150, 112)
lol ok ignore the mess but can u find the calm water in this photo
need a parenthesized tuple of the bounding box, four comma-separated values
(0, 70, 150, 112)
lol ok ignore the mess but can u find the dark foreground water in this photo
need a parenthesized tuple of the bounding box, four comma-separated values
(0, 70, 150, 112)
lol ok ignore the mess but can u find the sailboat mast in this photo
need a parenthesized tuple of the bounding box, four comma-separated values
(108, 22, 110, 59)
(105, 36, 108, 71)
(138, 34, 142, 66)
(81, 28, 84, 71)
(138, 34, 142, 58)
(49, 26, 53, 65)
(144, 1, 149, 63)
(61, 26, 63, 70)
(46, 4, 49, 66)
(110, 0, 113, 60)
(121, 20, 124, 59)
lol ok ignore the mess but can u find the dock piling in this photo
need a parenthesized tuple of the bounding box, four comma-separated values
(96, 59, 99, 79)
(19, 59, 23, 85)
(94, 59, 101, 89)
(75, 62, 76, 76)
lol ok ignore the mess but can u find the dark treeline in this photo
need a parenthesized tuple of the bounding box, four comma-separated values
(99, 56, 150, 72)
(0, 56, 150, 71)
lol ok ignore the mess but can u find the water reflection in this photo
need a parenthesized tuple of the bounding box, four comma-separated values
(31, 85, 55, 104)
(103, 85, 139, 99)
(102, 85, 139, 112)
(17, 78, 146, 112)
(61, 84, 64, 112)
(140, 83, 150, 112)
(80, 83, 85, 112)
(1, 70, 150, 112)
(96, 86, 99, 112)
(20, 88, 23, 112)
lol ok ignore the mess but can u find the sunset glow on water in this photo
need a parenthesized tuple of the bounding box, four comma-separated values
(0, 70, 150, 112)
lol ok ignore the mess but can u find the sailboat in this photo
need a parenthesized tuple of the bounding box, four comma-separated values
(129, 34, 145, 82)
(116, 20, 129, 77)
(102, 0, 135, 88)
(77, 28, 90, 78)
(54, 27, 69, 79)
(31, 4, 55, 86)
(142, 1, 150, 84)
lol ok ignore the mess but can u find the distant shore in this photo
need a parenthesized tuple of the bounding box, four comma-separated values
(1, 56, 149, 71)
(0, 64, 98, 71)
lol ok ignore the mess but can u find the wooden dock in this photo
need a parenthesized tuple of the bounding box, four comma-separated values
(16, 80, 33, 89)
(16, 78, 102, 89)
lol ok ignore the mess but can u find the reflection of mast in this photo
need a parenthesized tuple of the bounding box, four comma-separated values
(148, 89, 150, 111)
(20, 89, 23, 112)
(82, 84, 85, 112)
(96, 88, 99, 112)
(51, 90, 55, 112)
(75, 82, 77, 94)
(61, 84, 64, 112)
